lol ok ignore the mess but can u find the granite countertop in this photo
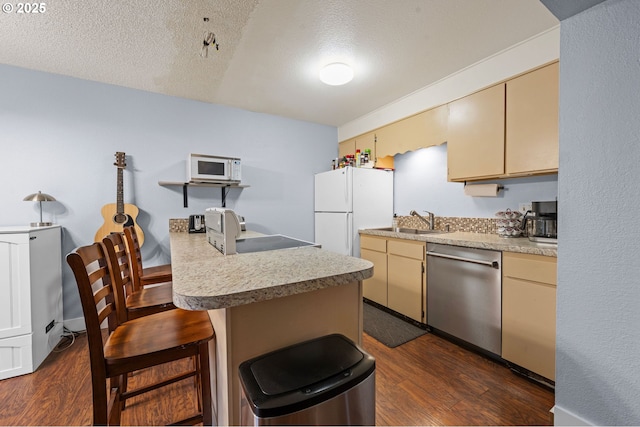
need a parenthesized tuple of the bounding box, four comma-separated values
(359, 228, 557, 257)
(169, 231, 373, 310)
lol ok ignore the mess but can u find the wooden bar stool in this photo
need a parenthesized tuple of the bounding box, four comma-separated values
(102, 232, 175, 320)
(123, 226, 172, 291)
(67, 242, 214, 425)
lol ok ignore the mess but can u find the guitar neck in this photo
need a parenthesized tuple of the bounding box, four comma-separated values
(116, 167, 124, 214)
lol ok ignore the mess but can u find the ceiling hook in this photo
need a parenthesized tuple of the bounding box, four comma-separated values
(201, 31, 217, 58)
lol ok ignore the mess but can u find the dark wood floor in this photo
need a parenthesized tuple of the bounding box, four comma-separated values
(0, 330, 554, 426)
(364, 332, 554, 426)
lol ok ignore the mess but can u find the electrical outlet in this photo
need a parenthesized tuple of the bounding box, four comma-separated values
(45, 320, 55, 334)
(519, 203, 532, 215)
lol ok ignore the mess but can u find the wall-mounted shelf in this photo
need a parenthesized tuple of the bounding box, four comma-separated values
(158, 181, 249, 208)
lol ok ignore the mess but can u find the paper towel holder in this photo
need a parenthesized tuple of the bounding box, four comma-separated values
(463, 182, 504, 197)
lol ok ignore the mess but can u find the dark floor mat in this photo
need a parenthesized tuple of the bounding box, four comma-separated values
(363, 302, 427, 348)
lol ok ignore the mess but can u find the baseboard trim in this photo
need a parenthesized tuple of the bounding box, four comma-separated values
(553, 405, 593, 426)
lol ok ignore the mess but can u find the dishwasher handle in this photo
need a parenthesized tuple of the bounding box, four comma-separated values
(427, 250, 500, 269)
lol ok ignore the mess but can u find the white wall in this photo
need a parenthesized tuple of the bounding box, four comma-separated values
(394, 144, 558, 217)
(555, 0, 640, 424)
(0, 64, 337, 321)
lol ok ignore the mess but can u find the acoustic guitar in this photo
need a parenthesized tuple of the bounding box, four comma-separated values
(94, 152, 145, 246)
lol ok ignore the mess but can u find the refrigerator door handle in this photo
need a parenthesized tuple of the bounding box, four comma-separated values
(346, 213, 353, 255)
(345, 222, 350, 253)
(344, 172, 349, 205)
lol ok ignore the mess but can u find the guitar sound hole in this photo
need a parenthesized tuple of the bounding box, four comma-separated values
(113, 214, 134, 226)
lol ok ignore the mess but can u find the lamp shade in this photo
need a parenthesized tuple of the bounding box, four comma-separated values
(23, 191, 56, 202)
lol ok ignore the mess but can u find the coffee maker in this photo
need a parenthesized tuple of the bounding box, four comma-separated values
(522, 201, 557, 243)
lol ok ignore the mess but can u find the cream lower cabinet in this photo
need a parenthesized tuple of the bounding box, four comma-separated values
(360, 235, 425, 323)
(360, 236, 388, 306)
(387, 240, 425, 323)
(502, 252, 557, 381)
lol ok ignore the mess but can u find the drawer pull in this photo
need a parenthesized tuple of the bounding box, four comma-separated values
(427, 251, 499, 269)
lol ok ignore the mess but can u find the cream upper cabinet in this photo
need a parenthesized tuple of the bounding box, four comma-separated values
(339, 131, 394, 169)
(338, 133, 375, 160)
(420, 104, 448, 149)
(342, 63, 558, 180)
(506, 62, 559, 176)
(338, 138, 356, 159)
(376, 104, 448, 158)
(338, 132, 379, 163)
(447, 83, 506, 181)
(502, 252, 557, 381)
(360, 235, 388, 306)
(355, 131, 376, 161)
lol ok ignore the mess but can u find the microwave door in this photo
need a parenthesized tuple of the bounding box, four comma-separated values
(190, 156, 229, 182)
(198, 159, 226, 178)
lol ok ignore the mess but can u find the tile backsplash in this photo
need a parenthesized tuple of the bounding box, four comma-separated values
(171, 216, 498, 234)
(397, 215, 497, 234)
(169, 218, 189, 233)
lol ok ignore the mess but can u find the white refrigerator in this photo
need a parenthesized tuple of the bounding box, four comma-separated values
(314, 167, 394, 257)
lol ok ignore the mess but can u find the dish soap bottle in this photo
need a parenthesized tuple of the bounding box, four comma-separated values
(392, 213, 399, 232)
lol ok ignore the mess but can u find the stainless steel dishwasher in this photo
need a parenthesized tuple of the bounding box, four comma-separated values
(426, 243, 502, 356)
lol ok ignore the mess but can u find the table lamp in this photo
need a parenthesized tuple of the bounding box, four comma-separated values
(23, 191, 56, 226)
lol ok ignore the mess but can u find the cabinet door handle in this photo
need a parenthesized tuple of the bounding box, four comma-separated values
(30, 236, 37, 240)
(427, 251, 499, 269)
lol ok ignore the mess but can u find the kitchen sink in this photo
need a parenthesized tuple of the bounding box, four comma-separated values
(372, 227, 446, 235)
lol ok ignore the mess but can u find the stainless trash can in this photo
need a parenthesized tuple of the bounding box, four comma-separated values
(239, 334, 376, 426)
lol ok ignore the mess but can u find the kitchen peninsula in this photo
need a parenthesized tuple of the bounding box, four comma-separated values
(169, 231, 373, 426)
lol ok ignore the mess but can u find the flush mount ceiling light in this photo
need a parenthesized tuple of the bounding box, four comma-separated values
(319, 63, 354, 86)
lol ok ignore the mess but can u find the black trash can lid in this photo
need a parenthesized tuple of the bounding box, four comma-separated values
(239, 334, 376, 418)
(250, 334, 363, 395)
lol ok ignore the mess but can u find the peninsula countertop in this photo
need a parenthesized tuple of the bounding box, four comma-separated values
(169, 231, 374, 310)
(359, 229, 557, 257)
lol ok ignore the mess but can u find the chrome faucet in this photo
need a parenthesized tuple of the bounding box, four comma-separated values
(410, 210, 435, 230)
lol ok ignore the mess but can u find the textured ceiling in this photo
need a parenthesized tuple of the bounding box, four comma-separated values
(0, 0, 558, 127)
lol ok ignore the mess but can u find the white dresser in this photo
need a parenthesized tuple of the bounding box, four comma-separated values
(0, 225, 63, 380)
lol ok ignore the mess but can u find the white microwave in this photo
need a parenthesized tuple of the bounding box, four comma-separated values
(188, 154, 241, 183)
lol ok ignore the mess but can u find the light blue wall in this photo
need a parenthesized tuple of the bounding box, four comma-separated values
(0, 64, 337, 321)
(394, 144, 558, 217)
(555, 0, 640, 424)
